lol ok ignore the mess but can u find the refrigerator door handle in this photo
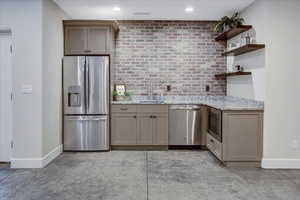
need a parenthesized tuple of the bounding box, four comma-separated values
(88, 62, 90, 111)
(83, 60, 87, 113)
(66, 118, 105, 121)
(85, 60, 90, 113)
(66, 116, 107, 121)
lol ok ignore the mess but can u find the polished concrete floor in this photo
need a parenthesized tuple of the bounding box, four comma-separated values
(0, 151, 300, 200)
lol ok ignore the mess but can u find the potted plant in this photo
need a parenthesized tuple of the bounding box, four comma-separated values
(123, 91, 132, 101)
(114, 91, 132, 101)
(214, 12, 244, 33)
(112, 90, 118, 101)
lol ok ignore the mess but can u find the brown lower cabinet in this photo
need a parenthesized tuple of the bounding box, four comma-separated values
(207, 110, 264, 167)
(111, 113, 137, 145)
(112, 104, 263, 167)
(111, 105, 168, 147)
(153, 115, 168, 145)
(138, 114, 153, 145)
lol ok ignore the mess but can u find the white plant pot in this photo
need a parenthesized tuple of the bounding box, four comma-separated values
(116, 96, 130, 101)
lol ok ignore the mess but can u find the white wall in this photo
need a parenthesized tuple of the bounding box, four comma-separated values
(262, 0, 300, 168)
(42, 0, 68, 157)
(0, 0, 67, 168)
(228, 0, 300, 168)
(226, 0, 266, 101)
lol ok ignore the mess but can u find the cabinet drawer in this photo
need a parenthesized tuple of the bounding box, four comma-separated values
(137, 105, 168, 113)
(207, 133, 222, 160)
(64, 116, 109, 151)
(112, 105, 137, 113)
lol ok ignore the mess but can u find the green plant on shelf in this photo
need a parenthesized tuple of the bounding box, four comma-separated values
(112, 91, 132, 97)
(214, 12, 244, 33)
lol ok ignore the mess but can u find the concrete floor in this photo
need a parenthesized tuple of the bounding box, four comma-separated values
(0, 151, 300, 200)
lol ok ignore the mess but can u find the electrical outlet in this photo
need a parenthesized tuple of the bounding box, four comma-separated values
(166, 85, 171, 92)
(205, 85, 210, 92)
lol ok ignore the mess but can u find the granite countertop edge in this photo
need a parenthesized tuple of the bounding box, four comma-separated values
(111, 96, 264, 111)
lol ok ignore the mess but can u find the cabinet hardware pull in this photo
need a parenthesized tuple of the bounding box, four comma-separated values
(133, 116, 137, 118)
(149, 116, 153, 118)
(84, 50, 92, 53)
(210, 139, 214, 143)
(120, 108, 128, 111)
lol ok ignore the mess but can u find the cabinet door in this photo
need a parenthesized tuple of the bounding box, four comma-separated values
(111, 114, 137, 145)
(153, 115, 168, 145)
(138, 115, 153, 145)
(65, 27, 88, 55)
(87, 27, 109, 54)
(222, 112, 263, 161)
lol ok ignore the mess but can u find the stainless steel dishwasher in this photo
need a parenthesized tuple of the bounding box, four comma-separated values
(169, 105, 202, 146)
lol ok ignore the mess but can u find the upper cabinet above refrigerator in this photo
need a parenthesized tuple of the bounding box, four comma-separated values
(63, 20, 119, 55)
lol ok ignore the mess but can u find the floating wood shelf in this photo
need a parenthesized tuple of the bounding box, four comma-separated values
(215, 25, 252, 41)
(222, 44, 265, 56)
(215, 25, 253, 41)
(215, 72, 252, 79)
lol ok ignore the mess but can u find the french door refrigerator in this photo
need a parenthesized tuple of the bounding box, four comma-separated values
(63, 56, 109, 151)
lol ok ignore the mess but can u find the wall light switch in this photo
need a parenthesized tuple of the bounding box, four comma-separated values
(21, 85, 33, 94)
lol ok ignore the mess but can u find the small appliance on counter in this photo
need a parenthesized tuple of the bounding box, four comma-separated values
(63, 56, 110, 151)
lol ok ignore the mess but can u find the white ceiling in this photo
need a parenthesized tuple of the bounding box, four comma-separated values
(54, 0, 255, 20)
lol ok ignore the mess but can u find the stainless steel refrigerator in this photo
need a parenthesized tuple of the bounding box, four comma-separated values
(63, 56, 109, 151)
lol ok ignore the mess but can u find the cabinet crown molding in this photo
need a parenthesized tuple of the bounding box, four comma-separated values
(63, 20, 119, 32)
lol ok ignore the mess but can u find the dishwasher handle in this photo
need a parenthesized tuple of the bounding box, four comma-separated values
(169, 105, 201, 110)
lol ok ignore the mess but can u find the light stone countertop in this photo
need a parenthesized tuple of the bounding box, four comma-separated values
(111, 96, 264, 111)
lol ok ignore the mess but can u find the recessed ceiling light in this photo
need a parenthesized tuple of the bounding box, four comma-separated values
(113, 7, 120, 11)
(185, 7, 194, 12)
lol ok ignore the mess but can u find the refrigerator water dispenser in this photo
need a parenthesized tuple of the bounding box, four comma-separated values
(68, 86, 81, 107)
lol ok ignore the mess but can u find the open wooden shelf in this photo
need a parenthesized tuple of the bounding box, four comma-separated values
(215, 71, 252, 79)
(215, 25, 253, 41)
(222, 44, 265, 56)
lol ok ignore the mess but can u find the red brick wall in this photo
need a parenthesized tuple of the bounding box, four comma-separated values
(114, 21, 226, 96)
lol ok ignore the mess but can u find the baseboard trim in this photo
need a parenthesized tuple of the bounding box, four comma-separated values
(111, 145, 168, 151)
(42, 144, 63, 167)
(11, 144, 62, 169)
(262, 158, 300, 169)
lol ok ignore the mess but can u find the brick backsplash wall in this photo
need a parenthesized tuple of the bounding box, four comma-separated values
(113, 21, 226, 96)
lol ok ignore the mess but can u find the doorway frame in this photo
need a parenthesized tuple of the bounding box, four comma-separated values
(0, 29, 13, 163)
